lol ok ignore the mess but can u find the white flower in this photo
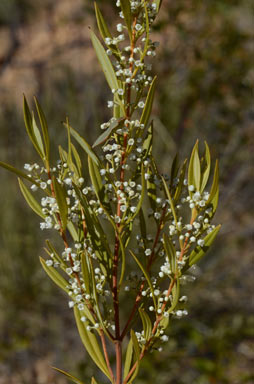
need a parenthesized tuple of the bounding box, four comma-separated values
(188, 185, 195, 192)
(46, 260, 53, 267)
(145, 249, 152, 256)
(161, 335, 169, 342)
(40, 182, 47, 189)
(128, 138, 135, 146)
(197, 239, 205, 247)
(107, 101, 114, 108)
(31, 184, 38, 192)
(135, 24, 142, 31)
(138, 101, 145, 108)
(100, 169, 106, 176)
(117, 23, 123, 32)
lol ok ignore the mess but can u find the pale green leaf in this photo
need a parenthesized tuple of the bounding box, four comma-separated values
(120, 0, 132, 39)
(18, 178, 45, 219)
(188, 140, 201, 192)
(163, 234, 177, 274)
(140, 77, 157, 128)
(92, 118, 124, 148)
(40, 257, 69, 293)
(0, 161, 40, 186)
(130, 251, 157, 309)
(65, 122, 99, 166)
(74, 307, 111, 379)
(51, 367, 86, 384)
(139, 308, 152, 340)
(200, 141, 211, 192)
(23, 96, 45, 159)
(52, 177, 68, 230)
(189, 225, 221, 267)
(94, 3, 112, 40)
(34, 96, 50, 162)
(124, 339, 133, 380)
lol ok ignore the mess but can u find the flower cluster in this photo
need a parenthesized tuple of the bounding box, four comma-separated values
(1, 1, 220, 383)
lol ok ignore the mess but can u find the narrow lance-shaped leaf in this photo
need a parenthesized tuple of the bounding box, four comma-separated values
(34, 96, 50, 162)
(23, 96, 45, 160)
(51, 367, 86, 384)
(130, 251, 157, 310)
(18, 178, 45, 219)
(0, 161, 41, 186)
(92, 118, 124, 148)
(139, 308, 152, 340)
(161, 177, 179, 231)
(140, 77, 157, 128)
(71, 143, 82, 176)
(128, 330, 141, 383)
(94, 3, 112, 40)
(188, 140, 201, 192)
(81, 252, 91, 296)
(126, 165, 145, 224)
(32, 114, 45, 158)
(189, 225, 221, 267)
(40, 257, 69, 294)
(64, 122, 99, 166)
(200, 141, 211, 192)
(73, 306, 111, 379)
(124, 339, 133, 380)
(120, 0, 132, 40)
(163, 234, 177, 274)
(90, 30, 124, 113)
(52, 177, 68, 230)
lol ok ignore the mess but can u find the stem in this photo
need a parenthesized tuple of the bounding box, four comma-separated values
(100, 330, 115, 383)
(115, 341, 122, 384)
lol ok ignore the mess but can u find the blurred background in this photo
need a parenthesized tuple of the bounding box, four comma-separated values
(0, 0, 253, 383)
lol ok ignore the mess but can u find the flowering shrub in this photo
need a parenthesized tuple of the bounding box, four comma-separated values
(0, 1, 220, 383)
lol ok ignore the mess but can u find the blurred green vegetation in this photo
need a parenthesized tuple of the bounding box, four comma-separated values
(0, 0, 253, 383)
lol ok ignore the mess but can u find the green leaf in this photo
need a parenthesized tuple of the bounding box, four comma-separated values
(65, 122, 99, 166)
(92, 118, 124, 148)
(52, 177, 68, 230)
(124, 339, 133, 380)
(174, 159, 187, 203)
(0, 161, 41, 186)
(163, 234, 177, 274)
(40, 257, 69, 293)
(32, 114, 45, 158)
(74, 306, 111, 379)
(51, 367, 86, 384)
(140, 77, 157, 128)
(169, 278, 180, 312)
(18, 178, 45, 219)
(207, 160, 219, 207)
(189, 225, 221, 267)
(143, 123, 153, 157)
(71, 143, 82, 176)
(155, 0, 163, 12)
(126, 165, 145, 224)
(130, 251, 157, 310)
(67, 222, 79, 242)
(34, 96, 50, 162)
(200, 141, 211, 192)
(120, 0, 132, 39)
(88, 156, 103, 201)
(170, 153, 179, 187)
(23, 96, 45, 160)
(139, 308, 152, 340)
(45, 240, 65, 266)
(91, 378, 99, 384)
(161, 177, 178, 230)
(139, 209, 147, 241)
(90, 30, 124, 114)
(188, 140, 201, 192)
(81, 252, 91, 296)
(128, 330, 140, 383)
(94, 3, 112, 40)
